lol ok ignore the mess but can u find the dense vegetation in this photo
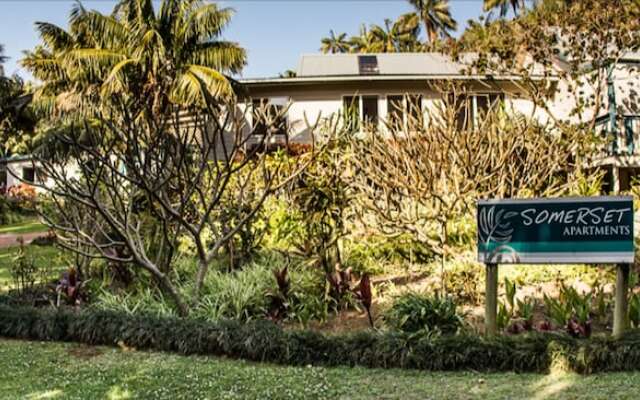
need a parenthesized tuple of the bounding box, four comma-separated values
(3, 305, 640, 374)
(1, 1, 640, 387)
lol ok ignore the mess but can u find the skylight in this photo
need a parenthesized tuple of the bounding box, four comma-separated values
(358, 55, 379, 75)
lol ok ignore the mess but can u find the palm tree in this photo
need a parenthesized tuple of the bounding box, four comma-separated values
(320, 30, 350, 54)
(0, 44, 6, 67)
(22, 0, 247, 119)
(349, 24, 377, 53)
(407, 0, 457, 43)
(393, 12, 423, 52)
(369, 19, 398, 53)
(483, 0, 525, 18)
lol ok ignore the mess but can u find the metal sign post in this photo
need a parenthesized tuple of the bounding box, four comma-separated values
(477, 196, 635, 337)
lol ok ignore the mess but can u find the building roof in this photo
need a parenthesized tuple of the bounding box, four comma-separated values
(240, 52, 554, 86)
(296, 53, 477, 77)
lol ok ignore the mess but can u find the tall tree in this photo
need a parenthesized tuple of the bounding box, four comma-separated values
(483, 0, 525, 18)
(22, 0, 247, 120)
(407, 0, 457, 43)
(320, 30, 350, 54)
(0, 44, 37, 155)
(349, 25, 376, 53)
(369, 19, 398, 53)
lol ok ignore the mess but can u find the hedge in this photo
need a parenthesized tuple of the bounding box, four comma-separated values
(2, 304, 640, 374)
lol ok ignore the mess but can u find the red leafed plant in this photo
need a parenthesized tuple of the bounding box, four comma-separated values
(355, 274, 374, 328)
(267, 266, 290, 321)
(56, 268, 84, 306)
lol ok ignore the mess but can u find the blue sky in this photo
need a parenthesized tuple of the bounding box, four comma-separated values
(0, 0, 486, 80)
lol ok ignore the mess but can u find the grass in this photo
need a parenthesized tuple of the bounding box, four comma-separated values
(0, 245, 64, 291)
(0, 219, 47, 235)
(1, 339, 640, 400)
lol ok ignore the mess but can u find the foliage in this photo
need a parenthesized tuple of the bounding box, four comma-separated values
(5, 183, 37, 210)
(384, 292, 464, 335)
(630, 292, 640, 329)
(55, 267, 85, 306)
(94, 254, 332, 326)
(349, 91, 582, 266)
(442, 258, 483, 305)
(321, 12, 422, 54)
(9, 239, 39, 295)
(407, 0, 457, 43)
(0, 74, 37, 154)
(543, 283, 594, 338)
(461, 0, 640, 132)
(6, 305, 640, 374)
(280, 134, 354, 308)
(354, 274, 374, 328)
(22, 0, 247, 121)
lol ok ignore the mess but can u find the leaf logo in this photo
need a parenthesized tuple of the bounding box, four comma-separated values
(478, 206, 518, 245)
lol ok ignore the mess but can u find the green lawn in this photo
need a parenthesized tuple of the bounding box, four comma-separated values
(1, 339, 640, 400)
(0, 219, 47, 235)
(0, 245, 63, 291)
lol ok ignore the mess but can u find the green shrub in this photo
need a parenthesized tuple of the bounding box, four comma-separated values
(384, 292, 465, 335)
(3, 305, 640, 374)
(193, 261, 273, 321)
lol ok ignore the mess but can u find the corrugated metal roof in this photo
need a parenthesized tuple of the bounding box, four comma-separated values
(296, 53, 475, 77)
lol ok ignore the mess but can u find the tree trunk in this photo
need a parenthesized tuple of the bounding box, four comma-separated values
(193, 257, 209, 304)
(156, 272, 189, 317)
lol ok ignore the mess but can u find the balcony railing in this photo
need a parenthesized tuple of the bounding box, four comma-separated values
(594, 114, 640, 157)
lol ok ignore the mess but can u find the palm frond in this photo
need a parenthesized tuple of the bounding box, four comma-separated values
(63, 48, 126, 81)
(35, 22, 75, 52)
(77, 11, 128, 50)
(181, 3, 234, 45)
(101, 58, 137, 97)
(186, 41, 246, 74)
(21, 49, 68, 82)
(171, 64, 232, 105)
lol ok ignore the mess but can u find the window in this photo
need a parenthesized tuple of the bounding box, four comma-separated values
(386, 95, 423, 131)
(343, 95, 379, 132)
(22, 167, 35, 184)
(252, 98, 287, 136)
(454, 93, 503, 130)
(358, 56, 379, 75)
(362, 96, 378, 128)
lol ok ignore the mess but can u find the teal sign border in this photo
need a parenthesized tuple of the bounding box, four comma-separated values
(477, 196, 635, 264)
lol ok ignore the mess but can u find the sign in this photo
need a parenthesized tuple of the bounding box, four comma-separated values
(477, 196, 634, 264)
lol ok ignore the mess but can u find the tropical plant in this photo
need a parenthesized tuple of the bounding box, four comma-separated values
(280, 133, 353, 307)
(483, 0, 525, 19)
(384, 292, 464, 334)
(22, 0, 247, 120)
(348, 24, 376, 54)
(320, 30, 350, 54)
(0, 46, 36, 155)
(543, 283, 593, 338)
(368, 14, 422, 53)
(407, 0, 457, 43)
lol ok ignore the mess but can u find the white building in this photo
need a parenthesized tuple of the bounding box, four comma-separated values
(0, 155, 43, 193)
(238, 53, 547, 142)
(239, 52, 640, 190)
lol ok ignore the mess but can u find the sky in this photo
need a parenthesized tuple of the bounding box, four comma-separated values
(0, 0, 486, 80)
